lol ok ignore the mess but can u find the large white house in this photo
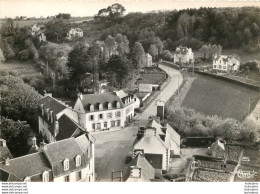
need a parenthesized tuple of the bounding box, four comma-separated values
(173, 47, 194, 64)
(213, 55, 240, 73)
(73, 90, 135, 132)
(0, 134, 95, 182)
(67, 28, 84, 40)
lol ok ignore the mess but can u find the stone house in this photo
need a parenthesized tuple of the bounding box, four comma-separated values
(0, 134, 95, 182)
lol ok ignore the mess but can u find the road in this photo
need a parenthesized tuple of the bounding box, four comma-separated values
(138, 64, 183, 126)
(92, 64, 183, 181)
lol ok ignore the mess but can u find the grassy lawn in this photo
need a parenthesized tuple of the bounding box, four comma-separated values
(0, 60, 40, 77)
(137, 73, 166, 85)
(182, 74, 260, 121)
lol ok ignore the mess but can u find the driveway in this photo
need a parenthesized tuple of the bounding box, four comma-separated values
(138, 64, 183, 126)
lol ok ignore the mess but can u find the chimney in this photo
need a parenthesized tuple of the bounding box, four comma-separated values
(4, 158, 10, 165)
(40, 142, 47, 150)
(78, 92, 83, 100)
(54, 121, 59, 137)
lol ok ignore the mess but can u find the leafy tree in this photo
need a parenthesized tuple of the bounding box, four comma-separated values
(0, 75, 42, 129)
(0, 117, 30, 157)
(56, 13, 71, 19)
(67, 42, 92, 86)
(45, 19, 70, 42)
(148, 44, 158, 60)
(132, 42, 145, 69)
(107, 54, 128, 88)
(107, 3, 126, 19)
(105, 35, 116, 57)
(25, 38, 39, 62)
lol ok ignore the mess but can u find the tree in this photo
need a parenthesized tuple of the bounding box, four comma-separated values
(0, 117, 30, 157)
(45, 19, 70, 42)
(107, 54, 129, 88)
(56, 13, 71, 19)
(0, 75, 42, 129)
(148, 44, 158, 60)
(67, 42, 92, 86)
(25, 38, 39, 62)
(132, 42, 145, 69)
(105, 35, 116, 57)
(107, 3, 126, 19)
(116, 34, 129, 58)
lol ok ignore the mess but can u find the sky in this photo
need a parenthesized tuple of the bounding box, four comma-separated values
(0, 0, 260, 18)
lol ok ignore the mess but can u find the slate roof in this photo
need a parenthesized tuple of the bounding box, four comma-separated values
(44, 138, 83, 164)
(124, 154, 155, 182)
(0, 134, 94, 182)
(79, 91, 133, 113)
(0, 146, 13, 162)
(0, 152, 51, 181)
(39, 96, 67, 116)
(49, 114, 84, 141)
(214, 55, 240, 62)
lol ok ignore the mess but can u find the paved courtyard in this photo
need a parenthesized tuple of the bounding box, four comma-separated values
(92, 125, 138, 182)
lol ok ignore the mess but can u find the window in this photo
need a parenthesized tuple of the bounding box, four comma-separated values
(116, 102, 120, 108)
(108, 103, 112, 109)
(97, 123, 101, 130)
(90, 104, 94, 112)
(223, 66, 226, 69)
(214, 65, 216, 68)
(104, 122, 107, 128)
(116, 120, 120, 126)
(90, 115, 94, 121)
(111, 121, 115, 127)
(76, 171, 82, 181)
(107, 112, 112, 119)
(116, 111, 121, 118)
(92, 123, 95, 130)
(64, 175, 70, 182)
(42, 171, 49, 182)
(99, 114, 103, 119)
(64, 159, 69, 171)
(76, 155, 81, 167)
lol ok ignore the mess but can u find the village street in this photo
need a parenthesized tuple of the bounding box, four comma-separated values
(92, 64, 183, 181)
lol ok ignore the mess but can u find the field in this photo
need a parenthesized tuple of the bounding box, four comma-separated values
(182, 74, 260, 121)
(0, 60, 40, 78)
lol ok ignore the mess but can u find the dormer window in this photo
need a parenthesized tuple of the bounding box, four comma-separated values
(76, 155, 81, 167)
(90, 104, 94, 112)
(42, 171, 49, 182)
(116, 102, 120, 108)
(24, 177, 31, 182)
(63, 159, 69, 171)
(99, 103, 103, 111)
(108, 103, 112, 109)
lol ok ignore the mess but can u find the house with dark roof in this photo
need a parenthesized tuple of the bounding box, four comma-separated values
(133, 118, 181, 171)
(213, 55, 240, 73)
(73, 90, 135, 132)
(123, 154, 156, 182)
(0, 134, 95, 182)
(38, 93, 82, 143)
(173, 47, 194, 64)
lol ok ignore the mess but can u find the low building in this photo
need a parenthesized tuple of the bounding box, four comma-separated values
(124, 154, 156, 182)
(0, 134, 95, 182)
(209, 139, 226, 159)
(145, 53, 153, 67)
(213, 55, 240, 73)
(173, 47, 194, 64)
(73, 90, 135, 132)
(38, 93, 81, 143)
(138, 83, 154, 93)
(67, 28, 84, 40)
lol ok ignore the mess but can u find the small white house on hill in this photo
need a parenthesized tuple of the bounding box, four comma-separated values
(173, 47, 194, 64)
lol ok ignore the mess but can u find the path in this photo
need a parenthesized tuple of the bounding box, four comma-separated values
(137, 64, 183, 126)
